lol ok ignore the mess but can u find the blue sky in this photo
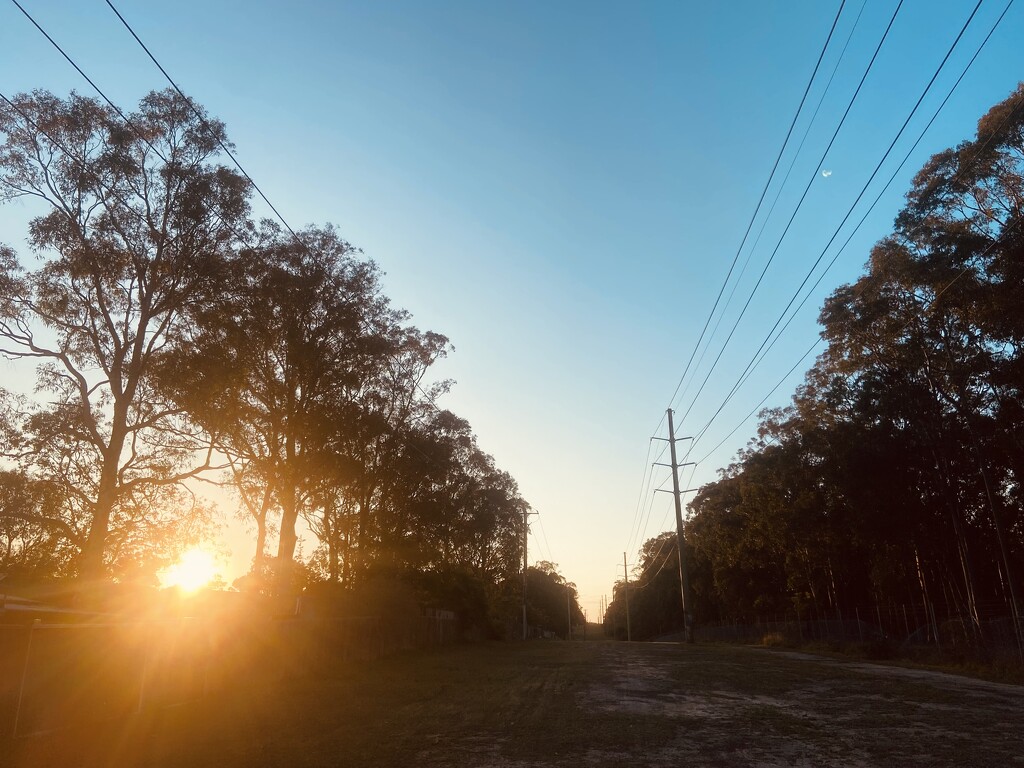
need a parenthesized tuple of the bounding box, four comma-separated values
(2, 0, 1022, 617)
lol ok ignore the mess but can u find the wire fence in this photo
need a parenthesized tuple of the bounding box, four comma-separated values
(0, 609, 457, 740)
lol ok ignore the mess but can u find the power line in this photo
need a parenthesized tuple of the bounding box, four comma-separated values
(535, 511, 555, 564)
(635, 475, 670, 553)
(701, 0, 1016, 455)
(695, 338, 822, 465)
(653, 0, 849, 439)
(682, 0, 1006, 465)
(102, 0, 301, 244)
(696, 213, 1022, 469)
(9, 0, 168, 163)
(6, 3, 536, 576)
(675, 0, 907, 431)
(623, 439, 656, 556)
(671, 0, 868, 414)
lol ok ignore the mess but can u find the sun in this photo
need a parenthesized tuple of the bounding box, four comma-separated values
(159, 547, 219, 592)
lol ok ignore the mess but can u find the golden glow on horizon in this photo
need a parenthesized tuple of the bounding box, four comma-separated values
(159, 547, 219, 592)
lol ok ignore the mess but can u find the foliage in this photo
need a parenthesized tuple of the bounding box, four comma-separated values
(0, 89, 247, 578)
(642, 84, 1024, 634)
(0, 88, 550, 628)
(524, 561, 585, 638)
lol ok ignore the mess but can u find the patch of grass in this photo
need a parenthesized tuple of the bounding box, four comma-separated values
(8, 640, 1023, 768)
(9, 642, 680, 768)
(793, 639, 1024, 685)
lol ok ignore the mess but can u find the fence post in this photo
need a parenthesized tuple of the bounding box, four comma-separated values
(13, 619, 41, 739)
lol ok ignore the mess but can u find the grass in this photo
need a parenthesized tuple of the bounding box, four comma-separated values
(8, 639, 1024, 767)
(11, 642, 621, 768)
(760, 634, 1024, 686)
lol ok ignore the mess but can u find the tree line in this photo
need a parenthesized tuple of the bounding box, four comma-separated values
(608, 84, 1024, 643)
(0, 89, 548, 631)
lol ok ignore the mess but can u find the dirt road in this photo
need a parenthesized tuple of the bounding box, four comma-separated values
(565, 643, 1024, 767)
(11, 640, 1024, 767)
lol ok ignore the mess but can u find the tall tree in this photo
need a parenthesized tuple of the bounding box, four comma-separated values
(163, 223, 410, 591)
(0, 90, 250, 579)
(677, 85, 1024, 638)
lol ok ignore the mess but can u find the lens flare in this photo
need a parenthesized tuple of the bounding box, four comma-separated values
(159, 547, 218, 592)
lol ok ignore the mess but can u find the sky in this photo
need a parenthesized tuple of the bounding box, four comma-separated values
(1, 0, 1022, 619)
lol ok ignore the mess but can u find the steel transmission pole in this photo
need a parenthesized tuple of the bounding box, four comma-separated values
(667, 408, 695, 644)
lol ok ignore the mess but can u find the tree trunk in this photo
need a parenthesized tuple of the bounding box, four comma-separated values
(276, 482, 300, 594)
(78, 428, 127, 580)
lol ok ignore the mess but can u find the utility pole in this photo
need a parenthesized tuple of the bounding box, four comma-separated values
(566, 584, 572, 640)
(668, 409, 695, 644)
(623, 552, 632, 642)
(522, 507, 529, 640)
(522, 507, 537, 640)
(655, 409, 696, 644)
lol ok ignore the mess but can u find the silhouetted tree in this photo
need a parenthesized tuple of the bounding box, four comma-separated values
(0, 90, 249, 578)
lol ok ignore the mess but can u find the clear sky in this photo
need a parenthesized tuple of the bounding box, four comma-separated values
(2, 1, 1022, 619)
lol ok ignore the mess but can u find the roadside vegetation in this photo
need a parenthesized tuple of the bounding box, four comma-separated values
(607, 84, 1024, 666)
(0, 89, 583, 632)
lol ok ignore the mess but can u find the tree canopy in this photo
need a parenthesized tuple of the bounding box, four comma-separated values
(0, 90, 546, 632)
(609, 83, 1024, 642)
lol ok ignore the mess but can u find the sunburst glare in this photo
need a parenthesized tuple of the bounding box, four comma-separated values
(159, 547, 219, 592)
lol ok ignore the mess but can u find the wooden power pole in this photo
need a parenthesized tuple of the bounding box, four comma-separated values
(623, 552, 632, 642)
(522, 507, 529, 640)
(522, 507, 538, 640)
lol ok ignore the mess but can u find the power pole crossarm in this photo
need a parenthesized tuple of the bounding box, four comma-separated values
(667, 408, 695, 645)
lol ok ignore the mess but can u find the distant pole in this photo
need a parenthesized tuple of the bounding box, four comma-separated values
(667, 409, 695, 644)
(522, 508, 528, 640)
(623, 552, 632, 642)
(566, 585, 572, 640)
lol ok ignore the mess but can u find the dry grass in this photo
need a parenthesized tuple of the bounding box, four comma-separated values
(8, 640, 1024, 767)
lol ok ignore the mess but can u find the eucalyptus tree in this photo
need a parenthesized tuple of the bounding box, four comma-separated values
(0, 469, 73, 577)
(524, 561, 583, 639)
(164, 223, 414, 591)
(314, 330, 452, 583)
(0, 90, 250, 579)
(658, 86, 1024, 635)
(819, 83, 1024, 624)
(328, 405, 525, 584)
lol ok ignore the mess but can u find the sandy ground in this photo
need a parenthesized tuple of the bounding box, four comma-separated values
(570, 643, 1024, 767)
